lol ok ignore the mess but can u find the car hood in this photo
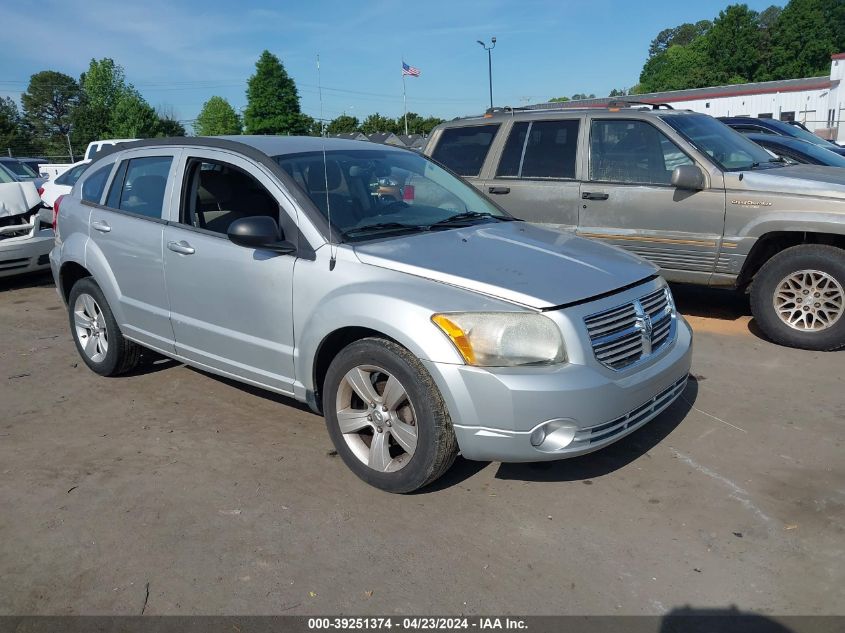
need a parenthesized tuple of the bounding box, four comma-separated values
(733, 164, 845, 198)
(353, 221, 657, 309)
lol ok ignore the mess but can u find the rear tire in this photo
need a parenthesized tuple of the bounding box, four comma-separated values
(750, 245, 845, 351)
(68, 277, 141, 376)
(322, 337, 458, 493)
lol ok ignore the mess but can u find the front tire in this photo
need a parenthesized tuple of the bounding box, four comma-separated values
(322, 337, 458, 493)
(68, 277, 141, 376)
(750, 245, 845, 351)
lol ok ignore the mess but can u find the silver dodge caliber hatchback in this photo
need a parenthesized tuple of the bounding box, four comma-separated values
(51, 136, 692, 492)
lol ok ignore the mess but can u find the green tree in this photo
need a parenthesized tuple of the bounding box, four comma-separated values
(571, 93, 596, 100)
(638, 38, 716, 92)
(0, 97, 33, 155)
(769, 0, 845, 79)
(155, 105, 186, 137)
(548, 96, 570, 102)
(72, 58, 135, 145)
(326, 114, 360, 135)
(647, 21, 712, 59)
(360, 113, 399, 134)
(706, 4, 764, 84)
(244, 50, 308, 135)
(194, 96, 242, 136)
(608, 88, 628, 97)
(21, 70, 81, 155)
(110, 93, 160, 138)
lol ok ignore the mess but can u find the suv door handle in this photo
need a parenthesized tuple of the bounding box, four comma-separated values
(488, 186, 510, 194)
(91, 219, 111, 233)
(581, 192, 609, 201)
(167, 240, 195, 255)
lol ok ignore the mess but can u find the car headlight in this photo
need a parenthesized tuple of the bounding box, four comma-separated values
(431, 312, 566, 367)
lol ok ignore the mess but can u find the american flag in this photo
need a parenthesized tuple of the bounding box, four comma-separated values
(402, 62, 421, 77)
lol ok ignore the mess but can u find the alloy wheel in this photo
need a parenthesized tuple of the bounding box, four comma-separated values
(335, 365, 418, 473)
(773, 269, 844, 332)
(73, 293, 109, 363)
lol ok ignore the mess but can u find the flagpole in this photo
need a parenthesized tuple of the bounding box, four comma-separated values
(402, 68, 408, 136)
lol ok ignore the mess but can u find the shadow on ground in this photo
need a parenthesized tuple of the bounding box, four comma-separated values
(0, 271, 54, 293)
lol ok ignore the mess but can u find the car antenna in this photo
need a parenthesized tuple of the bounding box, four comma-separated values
(318, 53, 337, 271)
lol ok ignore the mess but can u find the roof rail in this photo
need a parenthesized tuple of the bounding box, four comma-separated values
(607, 100, 674, 110)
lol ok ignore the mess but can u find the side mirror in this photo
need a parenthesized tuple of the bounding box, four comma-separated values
(671, 164, 705, 190)
(227, 216, 295, 254)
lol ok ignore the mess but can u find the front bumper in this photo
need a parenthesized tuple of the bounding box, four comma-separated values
(422, 313, 692, 462)
(0, 229, 54, 279)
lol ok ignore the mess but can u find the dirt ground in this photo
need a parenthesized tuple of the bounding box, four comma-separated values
(0, 272, 842, 616)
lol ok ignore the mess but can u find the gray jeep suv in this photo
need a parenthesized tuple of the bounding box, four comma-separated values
(51, 136, 691, 492)
(425, 106, 845, 351)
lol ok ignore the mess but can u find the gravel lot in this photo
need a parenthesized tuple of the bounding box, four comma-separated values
(0, 272, 842, 616)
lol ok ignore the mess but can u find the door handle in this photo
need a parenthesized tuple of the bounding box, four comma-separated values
(167, 240, 195, 255)
(488, 186, 510, 194)
(91, 219, 111, 233)
(581, 192, 609, 201)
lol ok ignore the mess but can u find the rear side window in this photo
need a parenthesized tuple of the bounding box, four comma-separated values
(81, 164, 113, 203)
(430, 124, 499, 177)
(496, 119, 579, 179)
(105, 156, 172, 219)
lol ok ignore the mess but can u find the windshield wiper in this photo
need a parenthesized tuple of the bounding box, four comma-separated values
(428, 211, 512, 228)
(341, 222, 428, 239)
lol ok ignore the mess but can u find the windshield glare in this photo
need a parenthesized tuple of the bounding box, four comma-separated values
(783, 122, 839, 148)
(274, 149, 506, 240)
(661, 114, 777, 171)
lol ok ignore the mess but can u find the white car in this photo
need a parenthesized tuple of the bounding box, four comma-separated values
(0, 175, 53, 278)
(39, 160, 90, 208)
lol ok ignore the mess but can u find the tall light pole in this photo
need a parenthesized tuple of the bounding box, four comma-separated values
(477, 37, 496, 110)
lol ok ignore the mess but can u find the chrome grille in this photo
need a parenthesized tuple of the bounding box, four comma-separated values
(584, 286, 676, 370)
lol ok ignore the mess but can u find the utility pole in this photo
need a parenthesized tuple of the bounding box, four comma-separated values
(65, 131, 74, 163)
(477, 37, 496, 110)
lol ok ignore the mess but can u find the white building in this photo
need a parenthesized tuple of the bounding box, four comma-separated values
(533, 53, 845, 143)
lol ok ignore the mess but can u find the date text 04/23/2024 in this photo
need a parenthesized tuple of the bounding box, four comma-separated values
(307, 617, 528, 630)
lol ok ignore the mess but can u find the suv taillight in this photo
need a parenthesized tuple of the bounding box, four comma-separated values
(52, 195, 64, 232)
(37, 186, 44, 196)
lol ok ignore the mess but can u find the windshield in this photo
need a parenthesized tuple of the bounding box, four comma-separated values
(274, 149, 508, 241)
(762, 139, 845, 167)
(56, 163, 89, 186)
(0, 164, 16, 184)
(783, 122, 841, 149)
(1, 160, 37, 178)
(661, 114, 779, 171)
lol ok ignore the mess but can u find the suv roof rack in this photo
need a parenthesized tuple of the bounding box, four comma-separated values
(607, 100, 674, 110)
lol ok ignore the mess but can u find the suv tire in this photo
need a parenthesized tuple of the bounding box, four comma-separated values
(750, 244, 845, 351)
(68, 277, 142, 376)
(323, 337, 458, 493)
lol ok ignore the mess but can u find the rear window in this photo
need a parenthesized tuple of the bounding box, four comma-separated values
(430, 124, 499, 177)
(81, 164, 113, 203)
(496, 119, 579, 179)
(105, 156, 172, 219)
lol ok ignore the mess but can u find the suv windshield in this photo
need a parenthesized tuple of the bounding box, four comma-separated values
(275, 149, 509, 241)
(661, 114, 780, 171)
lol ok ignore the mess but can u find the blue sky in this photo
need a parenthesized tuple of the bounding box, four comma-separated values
(0, 0, 780, 127)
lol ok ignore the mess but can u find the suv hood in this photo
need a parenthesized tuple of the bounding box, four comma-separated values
(734, 165, 845, 198)
(353, 222, 657, 309)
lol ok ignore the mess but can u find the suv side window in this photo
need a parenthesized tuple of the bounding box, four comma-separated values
(180, 159, 279, 234)
(496, 119, 579, 179)
(81, 164, 113, 203)
(430, 124, 499, 177)
(590, 120, 693, 185)
(105, 156, 172, 219)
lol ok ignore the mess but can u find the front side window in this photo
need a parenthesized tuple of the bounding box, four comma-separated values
(81, 164, 113, 203)
(106, 156, 172, 219)
(496, 119, 579, 179)
(275, 148, 508, 241)
(430, 124, 499, 177)
(181, 159, 279, 234)
(590, 120, 693, 185)
(660, 114, 778, 172)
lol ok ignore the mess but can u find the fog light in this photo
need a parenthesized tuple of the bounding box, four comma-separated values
(530, 425, 548, 447)
(529, 419, 578, 451)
